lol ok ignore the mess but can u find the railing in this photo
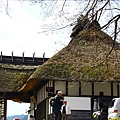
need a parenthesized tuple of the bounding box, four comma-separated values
(0, 51, 49, 66)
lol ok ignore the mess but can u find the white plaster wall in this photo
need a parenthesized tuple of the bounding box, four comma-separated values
(37, 81, 54, 103)
(55, 81, 66, 95)
(37, 90, 40, 104)
(94, 82, 111, 95)
(81, 82, 92, 95)
(45, 84, 47, 99)
(49, 80, 53, 87)
(64, 96, 91, 110)
(29, 100, 35, 116)
(119, 84, 120, 97)
(113, 83, 117, 96)
(68, 82, 79, 96)
(48, 98, 53, 115)
(41, 87, 44, 102)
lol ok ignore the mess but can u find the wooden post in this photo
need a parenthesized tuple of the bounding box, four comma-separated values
(1, 51, 2, 61)
(117, 83, 119, 97)
(33, 52, 35, 63)
(22, 52, 24, 62)
(91, 82, 94, 120)
(43, 52, 45, 62)
(79, 82, 81, 96)
(66, 81, 68, 96)
(11, 51, 14, 62)
(111, 82, 113, 98)
(4, 98, 7, 120)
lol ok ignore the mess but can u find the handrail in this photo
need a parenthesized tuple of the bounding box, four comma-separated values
(0, 51, 49, 66)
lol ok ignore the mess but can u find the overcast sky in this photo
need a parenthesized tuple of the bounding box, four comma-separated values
(7, 100, 30, 117)
(0, 1, 73, 58)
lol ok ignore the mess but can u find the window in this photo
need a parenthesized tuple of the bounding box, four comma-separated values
(110, 99, 115, 108)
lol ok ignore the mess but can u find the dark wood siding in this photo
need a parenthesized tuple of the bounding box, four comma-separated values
(36, 100, 46, 120)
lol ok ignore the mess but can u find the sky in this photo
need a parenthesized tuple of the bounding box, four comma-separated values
(0, 0, 120, 117)
(0, 1, 72, 58)
(7, 100, 30, 117)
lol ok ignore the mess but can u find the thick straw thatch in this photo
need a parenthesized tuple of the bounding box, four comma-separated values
(0, 63, 37, 92)
(25, 17, 120, 88)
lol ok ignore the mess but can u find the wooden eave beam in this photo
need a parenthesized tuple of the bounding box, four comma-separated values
(0, 92, 27, 99)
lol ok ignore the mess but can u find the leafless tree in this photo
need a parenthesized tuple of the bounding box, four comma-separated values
(34, 0, 120, 65)
(1, 0, 120, 47)
(1, 0, 120, 33)
(31, 0, 120, 42)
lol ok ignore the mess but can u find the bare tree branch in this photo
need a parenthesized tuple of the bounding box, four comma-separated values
(105, 15, 120, 57)
(38, 23, 72, 34)
(61, 0, 67, 11)
(101, 14, 120, 30)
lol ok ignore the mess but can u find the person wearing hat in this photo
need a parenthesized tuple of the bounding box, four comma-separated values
(61, 100, 71, 120)
(52, 91, 64, 120)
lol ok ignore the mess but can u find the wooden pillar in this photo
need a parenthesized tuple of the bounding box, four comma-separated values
(79, 82, 81, 96)
(1, 51, 2, 61)
(111, 82, 113, 97)
(117, 83, 119, 97)
(91, 82, 94, 120)
(66, 81, 68, 96)
(53, 80, 55, 95)
(92, 82, 94, 97)
(4, 98, 7, 120)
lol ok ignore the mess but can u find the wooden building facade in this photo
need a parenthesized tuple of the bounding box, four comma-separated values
(27, 80, 119, 120)
(24, 17, 120, 120)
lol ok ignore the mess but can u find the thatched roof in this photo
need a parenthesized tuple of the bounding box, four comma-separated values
(21, 17, 120, 92)
(28, 29, 120, 82)
(0, 63, 37, 92)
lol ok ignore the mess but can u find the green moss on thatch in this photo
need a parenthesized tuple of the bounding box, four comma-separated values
(81, 64, 120, 81)
(29, 28, 120, 82)
(0, 64, 37, 92)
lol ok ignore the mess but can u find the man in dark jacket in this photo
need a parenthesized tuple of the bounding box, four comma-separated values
(53, 91, 64, 120)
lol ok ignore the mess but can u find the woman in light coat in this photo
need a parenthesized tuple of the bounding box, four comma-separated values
(61, 100, 71, 120)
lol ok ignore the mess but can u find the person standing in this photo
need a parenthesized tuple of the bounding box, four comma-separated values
(61, 100, 71, 120)
(52, 91, 64, 120)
